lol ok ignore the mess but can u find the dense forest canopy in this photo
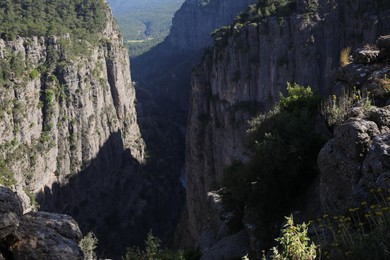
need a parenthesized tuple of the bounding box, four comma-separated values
(0, 0, 108, 41)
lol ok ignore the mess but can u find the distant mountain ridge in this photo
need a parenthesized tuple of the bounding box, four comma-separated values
(107, 0, 184, 57)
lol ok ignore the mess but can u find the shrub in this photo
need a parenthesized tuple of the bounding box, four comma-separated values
(322, 87, 371, 126)
(123, 231, 185, 260)
(270, 215, 317, 260)
(279, 82, 320, 113)
(340, 47, 351, 67)
(220, 83, 327, 237)
(314, 188, 390, 259)
(29, 69, 40, 79)
(79, 232, 98, 260)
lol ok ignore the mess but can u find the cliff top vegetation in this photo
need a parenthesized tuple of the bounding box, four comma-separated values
(0, 0, 108, 41)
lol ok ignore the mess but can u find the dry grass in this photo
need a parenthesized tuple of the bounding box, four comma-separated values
(340, 47, 351, 67)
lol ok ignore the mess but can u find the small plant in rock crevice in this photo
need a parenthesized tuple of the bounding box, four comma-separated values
(322, 87, 372, 126)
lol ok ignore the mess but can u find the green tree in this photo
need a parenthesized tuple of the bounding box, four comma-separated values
(79, 232, 98, 260)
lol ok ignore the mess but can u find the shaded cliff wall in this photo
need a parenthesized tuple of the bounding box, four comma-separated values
(166, 0, 260, 51)
(183, 0, 390, 251)
(132, 0, 258, 110)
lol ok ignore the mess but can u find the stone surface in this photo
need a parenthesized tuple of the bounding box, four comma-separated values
(0, 7, 144, 208)
(352, 49, 380, 64)
(181, 0, 390, 255)
(0, 187, 82, 260)
(318, 106, 390, 212)
(166, 0, 258, 51)
(0, 186, 23, 240)
(0, 4, 159, 258)
(199, 230, 250, 260)
(377, 35, 390, 50)
(10, 212, 83, 260)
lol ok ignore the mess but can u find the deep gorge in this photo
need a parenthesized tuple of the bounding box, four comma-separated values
(0, 0, 390, 259)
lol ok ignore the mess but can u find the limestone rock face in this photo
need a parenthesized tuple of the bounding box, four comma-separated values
(183, 0, 390, 254)
(318, 106, 390, 212)
(0, 7, 144, 209)
(0, 186, 82, 260)
(167, 0, 258, 51)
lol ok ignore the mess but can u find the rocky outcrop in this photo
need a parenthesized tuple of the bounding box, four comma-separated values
(183, 0, 390, 255)
(316, 35, 390, 213)
(0, 8, 144, 209)
(0, 186, 82, 259)
(318, 106, 390, 212)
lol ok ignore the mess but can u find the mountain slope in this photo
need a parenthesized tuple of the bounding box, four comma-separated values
(107, 0, 184, 57)
(183, 0, 390, 257)
(0, 0, 183, 258)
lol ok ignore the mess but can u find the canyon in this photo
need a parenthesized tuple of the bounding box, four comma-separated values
(1, 0, 390, 259)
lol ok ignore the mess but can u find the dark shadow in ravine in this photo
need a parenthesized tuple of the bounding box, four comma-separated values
(37, 131, 184, 259)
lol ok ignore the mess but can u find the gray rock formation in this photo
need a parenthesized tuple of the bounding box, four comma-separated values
(318, 106, 390, 213)
(167, 0, 258, 51)
(0, 4, 174, 258)
(182, 0, 390, 255)
(0, 186, 82, 260)
(0, 7, 144, 209)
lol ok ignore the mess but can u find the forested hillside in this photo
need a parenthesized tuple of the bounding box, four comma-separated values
(0, 0, 108, 41)
(107, 0, 184, 57)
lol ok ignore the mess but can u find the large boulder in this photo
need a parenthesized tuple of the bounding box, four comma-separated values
(0, 186, 83, 259)
(9, 212, 83, 260)
(352, 49, 380, 64)
(0, 187, 23, 240)
(318, 107, 390, 212)
(377, 35, 390, 59)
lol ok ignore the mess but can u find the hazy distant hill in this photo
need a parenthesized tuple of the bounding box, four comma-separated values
(107, 0, 184, 57)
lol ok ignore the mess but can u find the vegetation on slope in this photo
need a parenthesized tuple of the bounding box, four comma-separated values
(212, 0, 297, 48)
(220, 83, 327, 237)
(0, 0, 108, 41)
(108, 0, 184, 57)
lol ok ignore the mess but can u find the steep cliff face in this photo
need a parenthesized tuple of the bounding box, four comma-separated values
(183, 0, 390, 255)
(166, 0, 258, 51)
(0, 2, 170, 258)
(0, 8, 144, 209)
(132, 0, 258, 108)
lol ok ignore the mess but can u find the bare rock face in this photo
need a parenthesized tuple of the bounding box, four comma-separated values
(318, 106, 390, 212)
(181, 0, 390, 254)
(352, 49, 380, 64)
(167, 0, 258, 51)
(0, 186, 82, 260)
(182, 0, 390, 255)
(0, 187, 22, 240)
(0, 7, 144, 208)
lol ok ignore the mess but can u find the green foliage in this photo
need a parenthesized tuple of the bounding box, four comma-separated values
(0, 0, 108, 41)
(109, 0, 183, 57)
(270, 216, 317, 260)
(313, 188, 390, 259)
(322, 88, 372, 126)
(24, 188, 39, 209)
(221, 83, 327, 236)
(0, 159, 16, 188)
(79, 232, 99, 260)
(123, 231, 186, 260)
(279, 82, 320, 113)
(29, 69, 40, 79)
(212, 0, 296, 48)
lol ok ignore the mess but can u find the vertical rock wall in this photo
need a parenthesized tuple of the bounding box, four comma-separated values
(183, 0, 390, 253)
(0, 9, 144, 209)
